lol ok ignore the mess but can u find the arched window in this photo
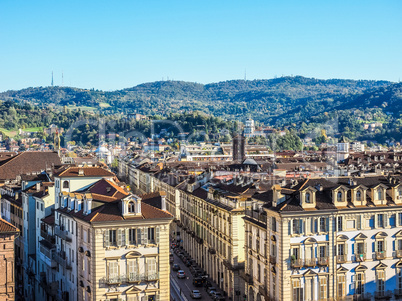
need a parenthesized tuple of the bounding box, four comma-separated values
(356, 191, 361, 202)
(337, 191, 343, 202)
(378, 189, 383, 200)
(63, 181, 69, 189)
(128, 201, 135, 213)
(305, 192, 311, 203)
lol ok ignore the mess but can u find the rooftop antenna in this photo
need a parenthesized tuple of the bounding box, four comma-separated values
(51, 71, 54, 87)
(62, 71, 64, 87)
(244, 69, 247, 81)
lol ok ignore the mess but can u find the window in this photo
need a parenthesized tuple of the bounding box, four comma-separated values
(337, 275, 346, 298)
(356, 273, 365, 294)
(319, 245, 327, 258)
(397, 269, 402, 291)
(319, 277, 327, 300)
(378, 214, 384, 228)
(87, 229, 90, 243)
(128, 201, 135, 213)
(148, 228, 155, 244)
(377, 240, 384, 252)
(129, 229, 136, 245)
(128, 260, 138, 281)
(376, 270, 385, 294)
(356, 190, 362, 201)
(378, 188, 383, 200)
(271, 217, 277, 232)
(292, 219, 303, 235)
(108, 261, 119, 280)
(337, 244, 345, 256)
(292, 279, 303, 301)
(147, 258, 157, 278)
(104, 230, 117, 247)
(305, 192, 311, 203)
(63, 181, 69, 189)
(337, 191, 343, 202)
(319, 218, 326, 232)
(337, 216, 343, 231)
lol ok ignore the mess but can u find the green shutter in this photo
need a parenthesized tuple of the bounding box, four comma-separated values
(156, 227, 160, 244)
(104, 230, 109, 248)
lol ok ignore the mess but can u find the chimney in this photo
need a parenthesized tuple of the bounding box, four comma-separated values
(36, 182, 41, 192)
(78, 168, 84, 176)
(161, 194, 166, 211)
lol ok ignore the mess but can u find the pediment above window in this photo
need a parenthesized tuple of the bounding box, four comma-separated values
(126, 251, 142, 258)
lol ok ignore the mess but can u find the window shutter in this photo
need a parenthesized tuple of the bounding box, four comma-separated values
(125, 228, 129, 245)
(374, 241, 377, 252)
(143, 227, 148, 244)
(121, 229, 125, 246)
(351, 275, 355, 290)
(357, 215, 361, 230)
(289, 221, 293, 235)
(117, 229, 122, 246)
(384, 214, 388, 228)
(374, 215, 377, 228)
(334, 218, 337, 232)
(155, 295, 160, 301)
(137, 228, 142, 245)
(326, 218, 329, 232)
(104, 231, 110, 248)
(299, 220, 303, 235)
(156, 227, 160, 244)
(364, 242, 367, 254)
(384, 240, 387, 251)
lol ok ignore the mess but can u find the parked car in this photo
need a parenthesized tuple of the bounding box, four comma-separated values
(206, 286, 216, 292)
(207, 289, 216, 296)
(190, 290, 202, 299)
(213, 292, 223, 300)
(177, 270, 186, 279)
(172, 264, 181, 271)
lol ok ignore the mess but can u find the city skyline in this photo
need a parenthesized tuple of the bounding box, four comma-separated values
(0, 0, 401, 92)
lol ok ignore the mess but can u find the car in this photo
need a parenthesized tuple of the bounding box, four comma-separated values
(177, 270, 186, 279)
(213, 292, 223, 300)
(172, 264, 181, 271)
(206, 286, 215, 292)
(186, 259, 193, 267)
(190, 290, 202, 299)
(207, 289, 216, 296)
(193, 277, 204, 287)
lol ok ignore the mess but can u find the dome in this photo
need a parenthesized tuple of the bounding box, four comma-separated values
(243, 158, 258, 165)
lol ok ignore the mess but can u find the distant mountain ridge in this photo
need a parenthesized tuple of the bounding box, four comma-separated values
(0, 76, 396, 127)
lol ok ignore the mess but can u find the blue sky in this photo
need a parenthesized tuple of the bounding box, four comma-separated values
(0, 0, 401, 92)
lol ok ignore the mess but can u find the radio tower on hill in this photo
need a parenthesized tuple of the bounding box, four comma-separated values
(51, 71, 54, 86)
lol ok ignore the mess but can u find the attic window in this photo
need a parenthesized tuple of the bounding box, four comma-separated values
(337, 191, 343, 202)
(63, 181, 69, 189)
(106, 187, 111, 193)
(305, 192, 311, 203)
(128, 201, 135, 213)
(378, 188, 384, 200)
(78, 169, 84, 176)
(356, 191, 362, 202)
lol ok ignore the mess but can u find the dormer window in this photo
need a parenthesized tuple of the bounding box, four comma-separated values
(128, 201, 135, 213)
(305, 192, 311, 203)
(337, 191, 343, 202)
(63, 181, 69, 189)
(356, 191, 362, 202)
(378, 188, 383, 200)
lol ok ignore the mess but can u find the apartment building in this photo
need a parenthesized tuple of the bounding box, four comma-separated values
(0, 218, 19, 301)
(244, 175, 402, 301)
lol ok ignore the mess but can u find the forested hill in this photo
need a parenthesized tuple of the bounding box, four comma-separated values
(0, 76, 394, 126)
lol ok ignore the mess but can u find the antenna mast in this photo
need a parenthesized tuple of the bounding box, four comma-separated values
(51, 71, 54, 86)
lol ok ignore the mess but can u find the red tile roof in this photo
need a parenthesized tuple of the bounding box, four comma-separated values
(0, 218, 19, 233)
(54, 166, 115, 178)
(0, 151, 61, 181)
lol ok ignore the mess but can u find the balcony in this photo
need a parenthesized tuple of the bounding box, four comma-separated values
(376, 251, 386, 260)
(355, 253, 366, 262)
(291, 258, 303, 268)
(374, 291, 392, 300)
(317, 257, 328, 266)
(269, 255, 276, 265)
(146, 273, 159, 281)
(353, 294, 372, 301)
(102, 276, 125, 285)
(239, 270, 253, 285)
(337, 255, 347, 263)
(55, 226, 72, 242)
(40, 230, 55, 244)
(396, 250, 402, 258)
(304, 258, 316, 267)
(39, 274, 58, 297)
(52, 251, 72, 270)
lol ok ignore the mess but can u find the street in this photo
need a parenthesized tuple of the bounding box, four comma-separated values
(170, 250, 223, 301)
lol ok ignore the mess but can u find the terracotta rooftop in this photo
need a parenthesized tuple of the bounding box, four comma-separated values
(0, 218, 19, 233)
(54, 166, 115, 178)
(0, 151, 61, 181)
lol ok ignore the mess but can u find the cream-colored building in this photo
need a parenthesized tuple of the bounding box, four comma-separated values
(244, 175, 402, 301)
(53, 166, 173, 301)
